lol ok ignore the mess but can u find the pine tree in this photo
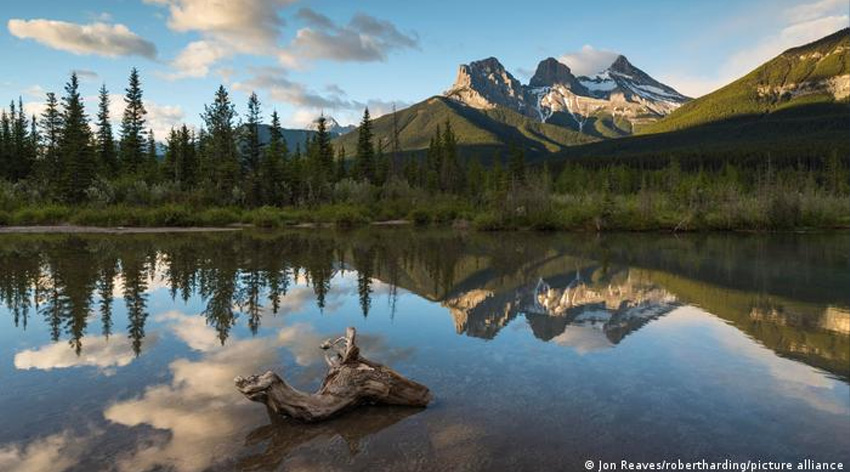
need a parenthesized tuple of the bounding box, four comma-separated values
(178, 125, 197, 190)
(201, 85, 239, 202)
(6, 98, 33, 181)
(119, 68, 147, 175)
(57, 72, 95, 203)
(39, 92, 63, 186)
(145, 129, 158, 181)
(355, 108, 374, 183)
(261, 110, 286, 205)
(164, 127, 179, 182)
(96, 84, 117, 177)
(0, 109, 9, 181)
(243, 92, 262, 206)
(440, 119, 460, 192)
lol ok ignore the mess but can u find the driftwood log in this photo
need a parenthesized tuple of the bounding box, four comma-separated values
(234, 327, 432, 422)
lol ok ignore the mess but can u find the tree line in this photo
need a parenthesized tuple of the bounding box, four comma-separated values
(1, 68, 847, 225)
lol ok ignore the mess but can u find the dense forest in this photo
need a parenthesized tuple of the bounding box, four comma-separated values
(1, 70, 848, 231)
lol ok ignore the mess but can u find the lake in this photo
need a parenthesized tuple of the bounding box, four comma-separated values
(0, 229, 848, 471)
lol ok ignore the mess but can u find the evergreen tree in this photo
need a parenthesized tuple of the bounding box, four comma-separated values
(201, 85, 239, 202)
(0, 109, 9, 180)
(164, 127, 179, 182)
(355, 108, 375, 183)
(96, 85, 117, 177)
(315, 114, 334, 185)
(243, 92, 262, 206)
(145, 129, 158, 181)
(440, 119, 461, 192)
(57, 72, 95, 203)
(119, 68, 147, 175)
(178, 125, 197, 190)
(261, 110, 286, 205)
(38, 92, 63, 186)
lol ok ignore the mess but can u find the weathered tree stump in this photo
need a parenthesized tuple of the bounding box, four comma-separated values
(235, 327, 432, 422)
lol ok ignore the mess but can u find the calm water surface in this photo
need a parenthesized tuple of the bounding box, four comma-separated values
(0, 230, 848, 471)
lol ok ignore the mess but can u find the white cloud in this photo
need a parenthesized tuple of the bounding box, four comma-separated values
(7, 19, 156, 59)
(234, 67, 406, 127)
(146, 0, 296, 79)
(72, 69, 100, 82)
(280, 8, 419, 68)
(558, 45, 620, 76)
(146, 0, 292, 51)
(786, 0, 848, 23)
(14, 335, 145, 374)
(163, 40, 231, 80)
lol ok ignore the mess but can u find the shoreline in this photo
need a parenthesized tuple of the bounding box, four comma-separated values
(0, 225, 243, 234)
(1, 223, 847, 234)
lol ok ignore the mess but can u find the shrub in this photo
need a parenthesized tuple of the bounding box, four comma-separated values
(408, 208, 432, 226)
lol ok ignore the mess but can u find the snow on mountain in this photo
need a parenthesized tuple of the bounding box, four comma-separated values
(444, 54, 690, 135)
(305, 115, 356, 136)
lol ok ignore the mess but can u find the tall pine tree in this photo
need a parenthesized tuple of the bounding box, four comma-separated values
(201, 85, 239, 202)
(119, 68, 147, 175)
(243, 92, 262, 206)
(355, 108, 374, 183)
(57, 72, 95, 203)
(96, 85, 117, 177)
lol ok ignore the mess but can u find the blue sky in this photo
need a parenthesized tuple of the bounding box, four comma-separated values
(1, 0, 847, 134)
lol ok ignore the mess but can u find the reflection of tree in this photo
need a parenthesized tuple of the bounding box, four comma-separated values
(121, 250, 150, 356)
(353, 244, 376, 318)
(0, 230, 846, 380)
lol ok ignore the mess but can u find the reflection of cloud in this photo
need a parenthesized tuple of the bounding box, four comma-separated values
(14, 335, 150, 375)
(665, 307, 850, 416)
(0, 430, 93, 472)
(551, 323, 613, 354)
(105, 312, 276, 472)
(104, 310, 413, 472)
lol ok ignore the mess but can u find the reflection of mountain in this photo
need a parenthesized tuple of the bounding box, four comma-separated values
(441, 268, 679, 347)
(0, 230, 847, 380)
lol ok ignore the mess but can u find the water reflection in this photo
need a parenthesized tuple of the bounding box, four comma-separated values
(1, 231, 848, 379)
(0, 230, 848, 471)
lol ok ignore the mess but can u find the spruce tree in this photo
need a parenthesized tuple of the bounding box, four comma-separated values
(119, 68, 147, 175)
(57, 72, 95, 203)
(355, 108, 374, 183)
(145, 129, 158, 181)
(96, 84, 117, 177)
(243, 92, 262, 205)
(201, 85, 239, 201)
(178, 124, 197, 190)
(261, 110, 286, 205)
(39, 92, 63, 186)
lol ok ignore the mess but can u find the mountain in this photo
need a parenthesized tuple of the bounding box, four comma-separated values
(644, 28, 849, 134)
(445, 55, 689, 137)
(551, 29, 850, 163)
(333, 95, 596, 160)
(305, 116, 356, 137)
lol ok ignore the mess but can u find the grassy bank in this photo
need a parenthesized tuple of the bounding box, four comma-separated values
(1, 191, 847, 232)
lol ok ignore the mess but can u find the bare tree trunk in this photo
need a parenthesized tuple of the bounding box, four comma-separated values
(235, 327, 432, 422)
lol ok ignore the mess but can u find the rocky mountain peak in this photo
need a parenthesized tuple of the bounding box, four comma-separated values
(607, 55, 636, 75)
(529, 57, 583, 90)
(445, 56, 529, 112)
